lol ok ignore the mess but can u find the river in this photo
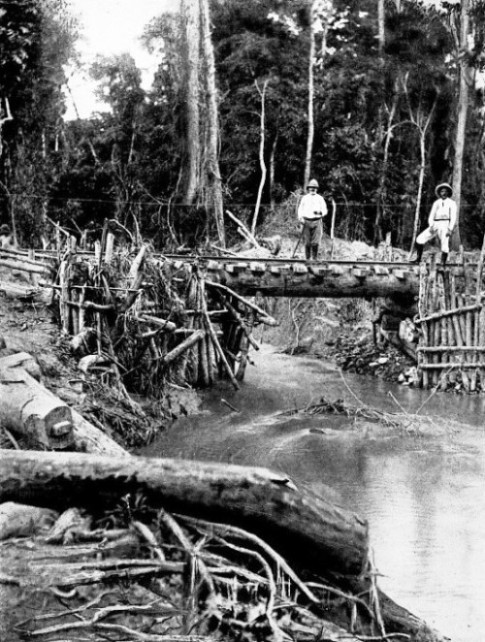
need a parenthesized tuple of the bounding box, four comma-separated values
(138, 345, 485, 642)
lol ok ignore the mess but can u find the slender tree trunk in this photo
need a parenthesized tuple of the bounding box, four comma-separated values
(303, 3, 315, 188)
(374, 89, 398, 245)
(269, 134, 278, 212)
(251, 80, 268, 236)
(409, 133, 427, 257)
(377, 0, 385, 56)
(200, 0, 225, 247)
(451, 0, 470, 248)
(181, 0, 200, 204)
(0, 98, 13, 160)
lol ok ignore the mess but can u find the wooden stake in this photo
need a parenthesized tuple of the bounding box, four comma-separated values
(206, 280, 278, 326)
(162, 330, 205, 365)
(200, 278, 239, 389)
(417, 261, 429, 387)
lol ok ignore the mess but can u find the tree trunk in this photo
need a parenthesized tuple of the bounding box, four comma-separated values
(303, 2, 315, 188)
(374, 89, 398, 245)
(0, 449, 369, 581)
(451, 0, 470, 248)
(70, 408, 130, 457)
(377, 0, 385, 56)
(251, 79, 268, 236)
(200, 0, 226, 247)
(0, 502, 58, 540)
(0, 362, 74, 449)
(181, 0, 201, 204)
(269, 134, 278, 212)
(409, 131, 427, 257)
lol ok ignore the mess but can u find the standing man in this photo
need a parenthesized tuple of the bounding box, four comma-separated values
(414, 182, 457, 265)
(297, 178, 328, 260)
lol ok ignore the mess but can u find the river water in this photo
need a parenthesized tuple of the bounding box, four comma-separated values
(139, 345, 485, 642)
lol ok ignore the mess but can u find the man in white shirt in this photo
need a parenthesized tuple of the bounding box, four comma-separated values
(414, 183, 457, 265)
(0, 224, 16, 249)
(297, 178, 328, 260)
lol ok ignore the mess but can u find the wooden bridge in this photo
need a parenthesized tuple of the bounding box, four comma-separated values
(1, 246, 484, 392)
(0, 246, 472, 301)
(163, 255, 429, 300)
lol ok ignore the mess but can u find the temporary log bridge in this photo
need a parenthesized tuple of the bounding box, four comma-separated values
(415, 239, 485, 391)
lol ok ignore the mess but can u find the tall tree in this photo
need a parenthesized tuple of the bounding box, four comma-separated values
(450, 0, 471, 246)
(303, 1, 316, 187)
(200, 0, 225, 246)
(181, 0, 201, 205)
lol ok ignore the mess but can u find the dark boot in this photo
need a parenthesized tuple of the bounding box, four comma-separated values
(441, 251, 448, 265)
(311, 245, 319, 260)
(413, 244, 424, 263)
(305, 246, 311, 260)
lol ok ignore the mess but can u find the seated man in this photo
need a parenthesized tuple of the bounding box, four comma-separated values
(0, 224, 16, 249)
(414, 183, 456, 265)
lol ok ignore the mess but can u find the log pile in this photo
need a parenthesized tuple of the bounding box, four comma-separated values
(51, 233, 276, 396)
(416, 238, 485, 391)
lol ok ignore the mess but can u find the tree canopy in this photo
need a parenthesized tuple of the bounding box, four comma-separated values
(1, 0, 484, 249)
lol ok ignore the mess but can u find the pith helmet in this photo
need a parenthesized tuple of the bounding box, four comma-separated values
(0, 224, 10, 234)
(307, 179, 319, 189)
(435, 182, 453, 197)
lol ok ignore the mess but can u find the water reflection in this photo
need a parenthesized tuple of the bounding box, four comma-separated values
(139, 346, 485, 642)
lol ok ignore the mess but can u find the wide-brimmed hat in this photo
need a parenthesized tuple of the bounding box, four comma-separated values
(0, 223, 10, 234)
(435, 182, 453, 197)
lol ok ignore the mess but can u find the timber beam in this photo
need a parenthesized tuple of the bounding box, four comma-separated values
(199, 260, 421, 299)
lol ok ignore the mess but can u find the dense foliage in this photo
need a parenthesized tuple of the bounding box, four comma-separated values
(0, 0, 75, 244)
(1, 0, 484, 249)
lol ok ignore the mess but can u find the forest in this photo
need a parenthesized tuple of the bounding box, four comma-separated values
(1, 0, 485, 254)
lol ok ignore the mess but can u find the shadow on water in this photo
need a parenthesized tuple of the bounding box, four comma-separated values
(138, 345, 485, 642)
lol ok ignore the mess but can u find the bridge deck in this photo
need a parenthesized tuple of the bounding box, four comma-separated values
(163, 255, 468, 300)
(0, 247, 470, 300)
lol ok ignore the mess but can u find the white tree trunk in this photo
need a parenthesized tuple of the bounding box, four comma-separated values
(251, 80, 268, 236)
(303, 3, 316, 188)
(451, 0, 470, 247)
(377, 0, 385, 56)
(200, 0, 226, 246)
(181, 0, 201, 204)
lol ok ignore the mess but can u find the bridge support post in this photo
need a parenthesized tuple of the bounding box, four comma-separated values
(415, 242, 485, 391)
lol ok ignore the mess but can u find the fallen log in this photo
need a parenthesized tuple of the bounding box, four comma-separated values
(0, 362, 74, 449)
(0, 257, 51, 275)
(0, 351, 42, 380)
(70, 408, 130, 457)
(0, 353, 126, 455)
(0, 449, 368, 581)
(0, 501, 58, 540)
(0, 279, 39, 299)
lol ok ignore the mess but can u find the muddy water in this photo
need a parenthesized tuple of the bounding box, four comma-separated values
(139, 346, 485, 642)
